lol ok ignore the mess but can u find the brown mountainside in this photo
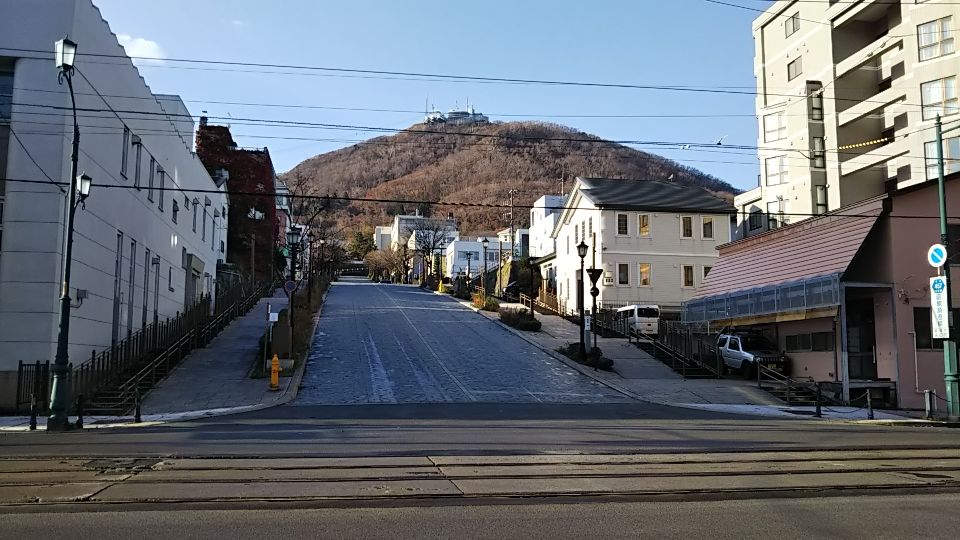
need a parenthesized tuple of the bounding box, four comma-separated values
(283, 121, 738, 234)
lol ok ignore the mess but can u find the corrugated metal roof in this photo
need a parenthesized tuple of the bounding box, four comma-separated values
(693, 198, 885, 299)
(578, 177, 736, 214)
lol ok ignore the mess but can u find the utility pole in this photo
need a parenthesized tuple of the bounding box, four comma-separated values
(249, 232, 255, 283)
(935, 115, 960, 420)
(509, 189, 517, 259)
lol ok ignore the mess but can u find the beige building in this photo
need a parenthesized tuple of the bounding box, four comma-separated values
(547, 178, 734, 316)
(736, 0, 960, 238)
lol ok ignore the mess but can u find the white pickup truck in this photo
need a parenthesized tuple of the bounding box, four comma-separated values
(716, 333, 788, 378)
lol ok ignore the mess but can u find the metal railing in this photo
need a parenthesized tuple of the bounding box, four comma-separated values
(757, 363, 844, 407)
(654, 320, 723, 378)
(15, 361, 50, 412)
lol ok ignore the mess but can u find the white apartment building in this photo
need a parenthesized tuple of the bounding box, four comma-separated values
(529, 195, 566, 258)
(374, 226, 391, 251)
(737, 0, 960, 239)
(548, 178, 734, 315)
(444, 237, 499, 278)
(0, 0, 228, 409)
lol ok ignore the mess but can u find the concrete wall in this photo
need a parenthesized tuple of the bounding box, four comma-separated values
(0, 0, 227, 409)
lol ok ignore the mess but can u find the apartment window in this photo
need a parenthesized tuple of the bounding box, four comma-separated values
(566, 235, 570, 255)
(617, 263, 629, 285)
(574, 224, 579, 243)
(202, 210, 207, 241)
(702, 216, 714, 239)
(812, 137, 826, 168)
(918, 17, 954, 62)
(133, 142, 142, 189)
(681, 216, 694, 238)
(120, 127, 130, 178)
(749, 209, 763, 230)
(220, 240, 225, 253)
(767, 201, 782, 230)
(638, 214, 650, 237)
(765, 155, 788, 185)
(0, 62, 11, 120)
(587, 217, 593, 241)
(616, 213, 628, 235)
(786, 332, 835, 352)
(681, 265, 695, 288)
(921, 77, 959, 121)
(581, 220, 586, 242)
(172, 200, 179, 223)
(192, 201, 198, 232)
(815, 185, 828, 215)
(763, 111, 786, 142)
(810, 92, 824, 121)
(147, 157, 155, 201)
(785, 12, 799, 37)
(787, 57, 802, 81)
(703, 266, 712, 280)
(925, 136, 960, 179)
(168, 266, 174, 292)
(638, 263, 651, 286)
(157, 169, 165, 211)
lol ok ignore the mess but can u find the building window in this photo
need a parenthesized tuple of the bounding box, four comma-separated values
(681, 265, 695, 288)
(681, 216, 694, 238)
(702, 216, 714, 239)
(703, 266, 712, 280)
(617, 213, 628, 235)
(157, 169, 165, 211)
(786, 332, 835, 352)
(915, 307, 943, 349)
(574, 224, 578, 243)
(812, 137, 826, 168)
(815, 185, 828, 215)
(748, 209, 763, 231)
(765, 155, 788, 185)
(133, 142, 142, 189)
(639, 263, 651, 286)
(763, 111, 786, 142)
(919, 17, 954, 62)
(638, 214, 650, 237)
(787, 57, 802, 81)
(810, 91, 824, 121)
(121, 126, 130, 178)
(202, 210, 207, 241)
(147, 157, 155, 201)
(785, 12, 799, 37)
(921, 77, 959, 121)
(767, 201, 782, 230)
(192, 201, 198, 232)
(168, 266, 174, 292)
(172, 200, 179, 223)
(617, 263, 629, 285)
(588, 217, 593, 241)
(925, 136, 960, 179)
(220, 240, 225, 253)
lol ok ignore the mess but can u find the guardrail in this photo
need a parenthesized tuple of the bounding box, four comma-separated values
(654, 321, 723, 378)
(757, 363, 844, 407)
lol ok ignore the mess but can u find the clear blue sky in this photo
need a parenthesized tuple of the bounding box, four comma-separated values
(93, 0, 769, 191)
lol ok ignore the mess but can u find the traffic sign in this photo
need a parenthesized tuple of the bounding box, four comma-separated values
(283, 280, 298, 294)
(931, 276, 949, 339)
(928, 244, 948, 268)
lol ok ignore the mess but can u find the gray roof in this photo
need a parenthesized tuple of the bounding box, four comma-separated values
(578, 177, 735, 214)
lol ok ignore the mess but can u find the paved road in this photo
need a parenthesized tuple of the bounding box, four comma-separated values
(296, 279, 627, 404)
(3, 494, 960, 539)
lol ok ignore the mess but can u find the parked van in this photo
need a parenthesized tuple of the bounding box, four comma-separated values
(616, 304, 660, 338)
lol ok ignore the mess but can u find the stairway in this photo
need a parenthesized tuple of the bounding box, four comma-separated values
(760, 382, 820, 406)
(639, 339, 718, 379)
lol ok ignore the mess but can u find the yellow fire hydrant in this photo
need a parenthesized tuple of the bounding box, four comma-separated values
(269, 353, 280, 391)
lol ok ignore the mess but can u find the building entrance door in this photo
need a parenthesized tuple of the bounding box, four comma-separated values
(846, 298, 878, 380)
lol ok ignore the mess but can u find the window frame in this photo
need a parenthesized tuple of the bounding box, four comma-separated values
(763, 111, 786, 142)
(172, 200, 179, 223)
(925, 136, 960, 179)
(681, 264, 695, 288)
(157, 168, 165, 212)
(918, 16, 954, 62)
(812, 136, 826, 168)
(787, 57, 802, 81)
(785, 12, 799, 37)
(701, 216, 714, 240)
(121, 126, 130, 178)
(680, 216, 694, 239)
(616, 213, 629, 236)
(765, 155, 788, 186)
(921, 76, 958, 121)
(810, 92, 824, 121)
(638, 214, 650, 237)
(815, 185, 828, 215)
(702, 265, 712, 280)
(617, 263, 629, 286)
(748, 209, 763, 231)
(147, 156, 156, 202)
(638, 263, 651, 287)
(767, 201, 782, 230)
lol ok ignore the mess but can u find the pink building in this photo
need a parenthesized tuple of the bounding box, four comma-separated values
(684, 178, 960, 410)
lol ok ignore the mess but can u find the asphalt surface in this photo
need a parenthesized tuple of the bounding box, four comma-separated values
(295, 279, 627, 404)
(3, 493, 960, 539)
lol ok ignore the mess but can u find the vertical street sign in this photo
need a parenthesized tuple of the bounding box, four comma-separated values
(931, 276, 949, 339)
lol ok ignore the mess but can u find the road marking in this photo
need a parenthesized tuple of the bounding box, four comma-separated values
(360, 331, 397, 404)
(392, 334, 453, 402)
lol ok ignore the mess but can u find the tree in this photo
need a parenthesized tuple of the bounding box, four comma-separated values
(348, 230, 376, 260)
(406, 217, 455, 279)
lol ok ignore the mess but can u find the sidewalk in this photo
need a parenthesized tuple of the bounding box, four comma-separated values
(141, 288, 295, 414)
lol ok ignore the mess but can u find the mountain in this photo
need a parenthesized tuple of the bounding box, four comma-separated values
(282, 121, 738, 234)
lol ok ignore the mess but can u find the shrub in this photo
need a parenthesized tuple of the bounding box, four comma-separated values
(499, 307, 542, 331)
(556, 343, 614, 371)
(472, 292, 499, 312)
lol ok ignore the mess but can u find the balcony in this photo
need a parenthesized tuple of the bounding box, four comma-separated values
(839, 136, 908, 177)
(837, 83, 906, 127)
(835, 34, 903, 78)
(829, 0, 898, 29)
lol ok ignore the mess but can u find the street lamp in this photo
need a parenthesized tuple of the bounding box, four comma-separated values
(48, 36, 86, 432)
(576, 241, 589, 359)
(935, 114, 960, 420)
(318, 238, 326, 277)
(482, 238, 489, 293)
(465, 251, 473, 286)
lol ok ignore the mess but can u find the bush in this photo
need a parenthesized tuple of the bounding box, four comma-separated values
(472, 292, 499, 312)
(499, 307, 542, 331)
(556, 343, 614, 371)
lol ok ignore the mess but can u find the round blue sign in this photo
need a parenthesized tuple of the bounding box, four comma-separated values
(928, 244, 948, 268)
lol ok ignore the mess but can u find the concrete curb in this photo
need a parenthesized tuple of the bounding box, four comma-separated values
(278, 286, 332, 407)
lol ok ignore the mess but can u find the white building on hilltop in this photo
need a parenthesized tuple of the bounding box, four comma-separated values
(0, 0, 228, 410)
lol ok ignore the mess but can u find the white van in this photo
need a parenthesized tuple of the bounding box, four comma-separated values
(616, 304, 660, 338)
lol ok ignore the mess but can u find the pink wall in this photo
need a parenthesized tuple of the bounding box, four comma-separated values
(777, 318, 838, 381)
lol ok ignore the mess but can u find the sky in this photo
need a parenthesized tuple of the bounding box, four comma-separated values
(92, 0, 770, 191)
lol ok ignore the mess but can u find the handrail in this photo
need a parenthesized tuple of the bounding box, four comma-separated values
(757, 363, 844, 406)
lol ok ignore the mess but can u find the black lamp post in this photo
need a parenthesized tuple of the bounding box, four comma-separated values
(576, 241, 588, 359)
(527, 256, 537, 321)
(465, 251, 473, 287)
(586, 267, 603, 354)
(286, 227, 302, 358)
(48, 37, 91, 431)
(481, 238, 489, 293)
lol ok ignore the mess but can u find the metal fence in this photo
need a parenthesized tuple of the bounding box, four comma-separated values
(682, 273, 841, 323)
(15, 361, 50, 411)
(655, 320, 723, 378)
